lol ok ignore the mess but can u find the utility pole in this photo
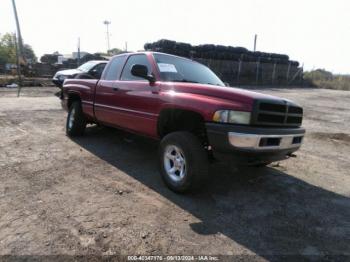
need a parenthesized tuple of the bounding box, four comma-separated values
(11, 0, 24, 57)
(77, 37, 81, 67)
(11, 0, 24, 97)
(253, 34, 258, 52)
(103, 20, 111, 53)
(13, 33, 23, 97)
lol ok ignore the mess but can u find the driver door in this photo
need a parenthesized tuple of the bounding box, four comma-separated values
(109, 54, 161, 137)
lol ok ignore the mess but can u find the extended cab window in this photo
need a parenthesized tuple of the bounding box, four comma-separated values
(121, 54, 152, 81)
(104, 56, 125, 80)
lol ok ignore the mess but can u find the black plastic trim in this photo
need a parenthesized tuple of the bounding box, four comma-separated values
(205, 122, 305, 164)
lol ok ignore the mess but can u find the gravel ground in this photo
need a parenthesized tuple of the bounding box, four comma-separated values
(0, 86, 349, 260)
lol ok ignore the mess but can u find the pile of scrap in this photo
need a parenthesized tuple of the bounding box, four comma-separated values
(40, 53, 108, 69)
(144, 39, 302, 85)
(0, 76, 54, 88)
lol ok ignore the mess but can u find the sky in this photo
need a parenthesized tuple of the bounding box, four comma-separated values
(1, 0, 349, 74)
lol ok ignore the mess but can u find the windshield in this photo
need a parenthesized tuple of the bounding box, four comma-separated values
(153, 53, 225, 86)
(77, 61, 99, 73)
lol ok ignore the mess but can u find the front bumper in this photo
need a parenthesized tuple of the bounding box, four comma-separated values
(52, 78, 63, 88)
(206, 123, 305, 164)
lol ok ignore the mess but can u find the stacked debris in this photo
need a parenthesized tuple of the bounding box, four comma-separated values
(40, 53, 61, 65)
(40, 53, 107, 68)
(36, 53, 108, 78)
(144, 39, 299, 66)
(144, 39, 302, 85)
(61, 53, 108, 68)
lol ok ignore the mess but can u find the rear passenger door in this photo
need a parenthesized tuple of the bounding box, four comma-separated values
(94, 55, 127, 124)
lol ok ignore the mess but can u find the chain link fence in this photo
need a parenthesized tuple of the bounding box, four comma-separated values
(146, 39, 304, 86)
(196, 58, 303, 86)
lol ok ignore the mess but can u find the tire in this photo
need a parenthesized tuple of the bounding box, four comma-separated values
(253, 162, 271, 167)
(66, 101, 87, 137)
(159, 131, 209, 193)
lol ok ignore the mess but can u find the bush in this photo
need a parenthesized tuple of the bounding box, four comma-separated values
(304, 69, 350, 90)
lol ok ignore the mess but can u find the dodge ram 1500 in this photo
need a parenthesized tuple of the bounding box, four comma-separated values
(61, 52, 305, 192)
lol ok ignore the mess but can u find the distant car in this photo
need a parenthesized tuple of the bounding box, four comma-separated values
(52, 60, 108, 88)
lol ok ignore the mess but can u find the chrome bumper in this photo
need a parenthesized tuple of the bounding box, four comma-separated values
(228, 132, 304, 151)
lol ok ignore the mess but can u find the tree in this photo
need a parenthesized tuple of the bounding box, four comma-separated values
(0, 33, 37, 66)
(0, 45, 9, 66)
(107, 48, 124, 55)
(304, 69, 333, 81)
(23, 44, 37, 63)
(40, 53, 60, 64)
(0, 33, 16, 64)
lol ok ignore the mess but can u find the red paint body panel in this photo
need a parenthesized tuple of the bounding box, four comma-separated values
(62, 52, 287, 139)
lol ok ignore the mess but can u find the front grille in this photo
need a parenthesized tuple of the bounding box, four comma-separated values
(259, 103, 286, 113)
(288, 106, 303, 114)
(252, 100, 303, 127)
(287, 116, 302, 124)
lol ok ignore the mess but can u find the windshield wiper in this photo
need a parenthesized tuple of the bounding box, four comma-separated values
(172, 79, 199, 84)
(207, 83, 225, 87)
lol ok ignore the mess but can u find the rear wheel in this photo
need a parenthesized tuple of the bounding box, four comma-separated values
(159, 131, 208, 193)
(66, 101, 87, 137)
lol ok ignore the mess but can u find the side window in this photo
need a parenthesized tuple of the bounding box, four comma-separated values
(120, 54, 151, 81)
(91, 63, 106, 79)
(104, 56, 125, 80)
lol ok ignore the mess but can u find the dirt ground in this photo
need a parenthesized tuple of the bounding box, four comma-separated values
(0, 86, 349, 260)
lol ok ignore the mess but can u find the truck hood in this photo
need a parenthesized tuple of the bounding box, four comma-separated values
(161, 82, 287, 106)
(54, 69, 82, 77)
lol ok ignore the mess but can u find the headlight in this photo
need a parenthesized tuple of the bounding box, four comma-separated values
(58, 75, 68, 81)
(213, 110, 251, 125)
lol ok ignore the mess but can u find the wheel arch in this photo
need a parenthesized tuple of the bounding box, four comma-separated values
(67, 91, 82, 109)
(157, 108, 208, 144)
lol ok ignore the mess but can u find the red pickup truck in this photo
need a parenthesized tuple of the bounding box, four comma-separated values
(61, 52, 305, 192)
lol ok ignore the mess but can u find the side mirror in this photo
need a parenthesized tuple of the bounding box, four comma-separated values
(131, 64, 155, 83)
(224, 82, 230, 87)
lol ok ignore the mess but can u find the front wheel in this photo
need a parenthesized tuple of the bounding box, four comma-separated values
(159, 131, 209, 193)
(253, 162, 271, 167)
(66, 101, 87, 137)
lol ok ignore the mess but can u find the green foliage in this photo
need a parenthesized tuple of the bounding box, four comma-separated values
(107, 48, 124, 55)
(0, 32, 37, 66)
(304, 69, 350, 91)
(0, 46, 8, 65)
(304, 69, 333, 81)
(40, 53, 59, 64)
(0, 33, 17, 64)
(23, 44, 37, 63)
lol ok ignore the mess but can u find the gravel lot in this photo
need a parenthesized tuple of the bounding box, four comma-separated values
(0, 86, 349, 260)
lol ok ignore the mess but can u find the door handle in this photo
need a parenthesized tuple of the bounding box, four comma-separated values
(112, 87, 119, 91)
